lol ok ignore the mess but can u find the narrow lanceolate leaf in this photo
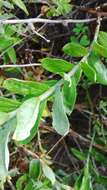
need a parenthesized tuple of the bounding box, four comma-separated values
(12, 0, 29, 15)
(13, 97, 40, 141)
(41, 161, 56, 185)
(3, 78, 50, 96)
(63, 42, 88, 57)
(63, 77, 77, 115)
(0, 97, 21, 113)
(0, 118, 16, 181)
(41, 58, 72, 74)
(7, 47, 16, 64)
(52, 88, 69, 136)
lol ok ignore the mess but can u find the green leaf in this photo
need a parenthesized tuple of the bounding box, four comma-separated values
(63, 42, 88, 57)
(0, 117, 16, 182)
(7, 47, 16, 63)
(41, 58, 72, 74)
(0, 97, 21, 113)
(71, 148, 86, 161)
(24, 180, 33, 190)
(0, 111, 16, 125)
(19, 101, 45, 145)
(12, 0, 29, 15)
(80, 163, 92, 190)
(3, 78, 50, 96)
(93, 42, 107, 58)
(74, 65, 82, 85)
(16, 174, 28, 190)
(88, 54, 107, 85)
(81, 61, 96, 82)
(41, 162, 56, 185)
(0, 37, 12, 51)
(52, 88, 69, 136)
(13, 97, 40, 141)
(98, 31, 107, 48)
(74, 174, 83, 190)
(63, 77, 77, 114)
(80, 35, 90, 46)
(29, 159, 41, 179)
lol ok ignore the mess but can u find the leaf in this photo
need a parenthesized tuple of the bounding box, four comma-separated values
(3, 78, 50, 96)
(98, 31, 107, 48)
(63, 77, 77, 115)
(52, 88, 69, 136)
(13, 97, 40, 141)
(7, 47, 16, 63)
(74, 173, 83, 190)
(93, 42, 107, 58)
(0, 111, 16, 125)
(41, 58, 72, 74)
(71, 148, 86, 161)
(81, 61, 96, 82)
(41, 162, 56, 185)
(0, 118, 16, 181)
(0, 37, 12, 51)
(74, 65, 82, 85)
(12, 0, 29, 15)
(16, 174, 28, 190)
(24, 181, 33, 190)
(0, 97, 21, 113)
(19, 101, 45, 145)
(29, 159, 41, 179)
(88, 54, 107, 85)
(63, 42, 88, 57)
(80, 163, 92, 190)
(80, 35, 90, 46)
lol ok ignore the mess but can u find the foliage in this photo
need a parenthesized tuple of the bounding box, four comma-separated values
(0, 1, 107, 190)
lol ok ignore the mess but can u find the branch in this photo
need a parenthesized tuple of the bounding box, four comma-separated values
(0, 63, 41, 68)
(0, 17, 97, 25)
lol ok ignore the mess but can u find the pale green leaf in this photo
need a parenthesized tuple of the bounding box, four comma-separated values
(52, 88, 69, 135)
(41, 162, 56, 185)
(13, 97, 40, 141)
(0, 118, 16, 181)
(19, 101, 45, 145)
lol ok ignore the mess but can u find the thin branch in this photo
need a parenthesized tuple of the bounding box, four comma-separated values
(0, 17, 98, 25)
(0, 63, 41, 68)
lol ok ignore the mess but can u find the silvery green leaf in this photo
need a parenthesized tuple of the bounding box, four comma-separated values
(13, 97, 40, 141)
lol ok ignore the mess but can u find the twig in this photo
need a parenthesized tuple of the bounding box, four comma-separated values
(7, 180, 16, 190)
(0, 63, 41, 68)
(47, 135, 66, 155)
(0, 17, 98, 25)
(19, 146, 40, 159)
(28, 23, 50, 43)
